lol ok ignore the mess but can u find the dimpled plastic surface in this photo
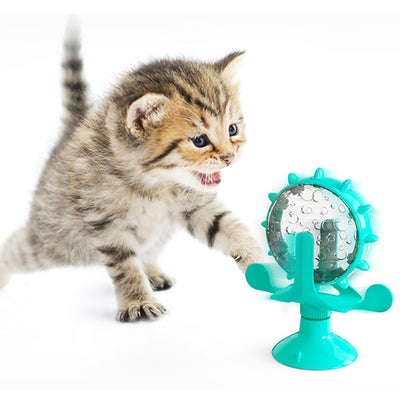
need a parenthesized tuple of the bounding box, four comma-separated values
(267, 184, 359, 283)
(265, 168, 375, 285)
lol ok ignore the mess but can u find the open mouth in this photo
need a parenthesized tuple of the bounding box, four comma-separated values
(192, 171, 221, 186)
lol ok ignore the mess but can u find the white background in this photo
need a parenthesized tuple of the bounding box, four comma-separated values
(0, 13, 399, 398)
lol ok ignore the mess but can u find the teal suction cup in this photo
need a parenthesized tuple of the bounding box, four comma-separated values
(246, 168, 393, 370)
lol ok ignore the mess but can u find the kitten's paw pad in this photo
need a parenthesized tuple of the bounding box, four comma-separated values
(148, 273, 175, 291)
(117, 300, 167, 322)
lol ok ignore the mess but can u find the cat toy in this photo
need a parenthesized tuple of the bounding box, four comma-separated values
(246, 168, 393, 370)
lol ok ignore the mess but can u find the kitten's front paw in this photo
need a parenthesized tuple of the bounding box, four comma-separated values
(117, 299, 167, 322)
(148, 273, 175, 291)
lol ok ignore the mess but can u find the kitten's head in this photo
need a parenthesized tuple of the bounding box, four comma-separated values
(109, 52, 246, 191)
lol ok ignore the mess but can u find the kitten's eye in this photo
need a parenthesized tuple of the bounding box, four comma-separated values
(228, 124, 238, 137)
(191, 134, 210, 148)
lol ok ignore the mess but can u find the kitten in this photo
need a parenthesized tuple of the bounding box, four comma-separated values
(0, 27, 264, 321)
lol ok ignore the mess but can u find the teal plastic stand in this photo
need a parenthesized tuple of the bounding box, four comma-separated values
(246, 169, 393, 370)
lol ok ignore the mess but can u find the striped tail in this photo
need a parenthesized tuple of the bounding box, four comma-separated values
(0, 226, 40, 287)
(61, 19, 88, 136)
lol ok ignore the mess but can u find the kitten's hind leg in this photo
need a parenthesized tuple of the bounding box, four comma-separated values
(98, 245, 167, 321)
(0, 226, 42, 286)
(0, 266, 10, 288)
(141, 241, 175, 291)
(144, 263, 175, 291)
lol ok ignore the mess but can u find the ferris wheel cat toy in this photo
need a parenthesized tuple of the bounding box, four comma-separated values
(246, 168, 393, 370)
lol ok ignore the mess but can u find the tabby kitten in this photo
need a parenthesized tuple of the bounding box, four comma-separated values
(0, 28, 264, 321)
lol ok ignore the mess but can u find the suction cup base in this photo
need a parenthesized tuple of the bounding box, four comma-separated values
(272, 317, 358, 370)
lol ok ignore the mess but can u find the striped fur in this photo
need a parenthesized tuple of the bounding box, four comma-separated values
(0, 31, 265, 320)
(61, 23, 88, 137)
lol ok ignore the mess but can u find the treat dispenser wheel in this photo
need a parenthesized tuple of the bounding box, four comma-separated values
(246, 168, 393, 370)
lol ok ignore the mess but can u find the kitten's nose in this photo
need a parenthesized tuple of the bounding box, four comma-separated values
(219, 153, 234, 166)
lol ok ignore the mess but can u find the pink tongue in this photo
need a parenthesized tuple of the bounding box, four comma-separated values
(200, 171, 221, 185)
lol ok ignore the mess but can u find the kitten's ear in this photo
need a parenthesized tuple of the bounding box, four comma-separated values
(126, 93, 169, 136)
(214, 51, 245, 82)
